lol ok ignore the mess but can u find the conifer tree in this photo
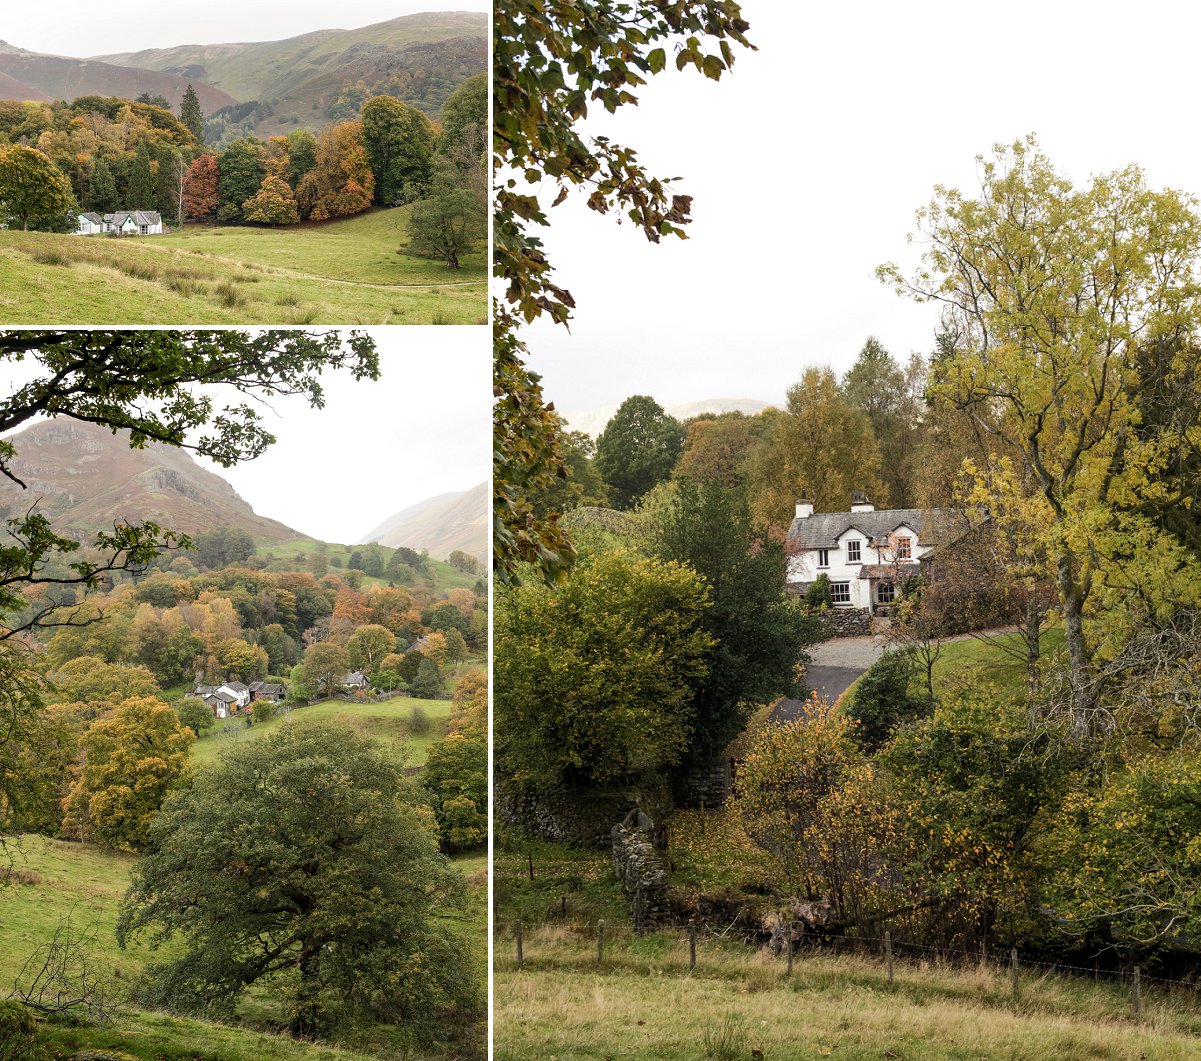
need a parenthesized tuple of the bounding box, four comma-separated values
(180, 83, 205, 143)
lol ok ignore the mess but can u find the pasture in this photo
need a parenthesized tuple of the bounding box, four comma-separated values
(0, 208, 486, 325)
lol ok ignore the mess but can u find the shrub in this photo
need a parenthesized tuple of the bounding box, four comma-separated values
(409, 704, 430, 735)
(0, 1000, 38, 1061)
(215, 281, 245, 308)
(251, 699, 277, 724)
(844, 647, 929, 751)
(805, 573, 833, 609)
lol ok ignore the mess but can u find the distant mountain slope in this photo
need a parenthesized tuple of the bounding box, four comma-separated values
(358, 482, 486, 561)
(0, 420, 300, 542)
(0, 45, 237, 111)
(94, 11, 486, 132)
(0, 68, 51, 102)
(564, 398, 773, 438)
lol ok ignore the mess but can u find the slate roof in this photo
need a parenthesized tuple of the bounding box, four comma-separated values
(857, 562, 921, 580)
(786, 508, 962, 550)
(208, 690, 237, 704)
(79, 211, 102, 223)
(194, 685, 218, 697)
(341, 671, 369, 686)
(224, 681, 249, 693)
(104, 210, 161, 225)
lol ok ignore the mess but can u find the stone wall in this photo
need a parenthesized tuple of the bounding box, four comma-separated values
(826, 607, 873, 636)
(611, 824, 670, 930)
(676, 757, 733, 809)
(496, 784, 630, 849)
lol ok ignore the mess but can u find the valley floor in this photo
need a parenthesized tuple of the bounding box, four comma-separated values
(0, 208, 486, 325)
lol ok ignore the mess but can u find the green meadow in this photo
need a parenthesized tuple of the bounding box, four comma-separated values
(0, 208, 485, 325)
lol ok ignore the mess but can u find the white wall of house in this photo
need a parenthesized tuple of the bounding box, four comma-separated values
(788, 516, 932, 611)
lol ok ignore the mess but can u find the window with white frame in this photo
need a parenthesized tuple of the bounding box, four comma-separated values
(846, 539, 861, 563)
(876, 581, 895, 605)
(895, 536, 912, 560)
(831, 581, 851, 605)
(817, 549, 830, 567)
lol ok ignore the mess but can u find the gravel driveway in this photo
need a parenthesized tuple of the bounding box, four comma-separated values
(772, 635, 889, 723)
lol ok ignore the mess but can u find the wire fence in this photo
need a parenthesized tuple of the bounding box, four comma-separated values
(495, 913, 1201, 1018)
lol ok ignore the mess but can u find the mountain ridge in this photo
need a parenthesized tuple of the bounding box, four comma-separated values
(0, 419, 301, 543)
(358, 482, 486, 561)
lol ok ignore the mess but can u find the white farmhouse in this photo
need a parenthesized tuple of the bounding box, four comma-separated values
(105, 210, 163, 235)
(785, 493, 962, 613)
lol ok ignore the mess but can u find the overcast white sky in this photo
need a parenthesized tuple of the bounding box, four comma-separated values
(4, 2, 485, 57)
(514, 1, 1201, 420)
(0, 328, 491, 545)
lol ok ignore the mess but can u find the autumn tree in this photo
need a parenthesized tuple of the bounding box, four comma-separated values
(594, 395, 685, 509)
(346, 623, 396, 675)
(182, 154, 219, 222)
(61, 696, 194, 849)
(0, 145, 77, 231)
(242, 174, 299, 225)
(674, 412, 761, 489)
(494, 0, 753, 582)
(362, 95, 435, 205)
(747, 367, 885, 531)
(117, 722, 478, 1039)
(299, 121, 374, 222)
(422, 731, 487, 851)
(880, 137, 1201, 733)
(298, 641, 349, 698)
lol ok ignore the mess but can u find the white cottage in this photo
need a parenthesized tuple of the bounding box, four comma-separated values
(785, 493, 965, 613)
(75, 211, 105, 235)
(104, 210, 163, 235)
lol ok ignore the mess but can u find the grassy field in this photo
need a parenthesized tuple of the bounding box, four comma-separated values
(840, 626, 1067, 708)
(259, 537, 483, 593)
(190, 695, 454, 767)
(495, 929, 1201, 1060)
(0, 208, 486, 325)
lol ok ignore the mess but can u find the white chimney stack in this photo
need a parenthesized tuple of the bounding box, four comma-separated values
(850, 491, 874, 513)
(795, 499, 814, 519)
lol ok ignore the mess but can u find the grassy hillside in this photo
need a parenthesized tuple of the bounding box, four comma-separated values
(0, 208, 485, 325)
(495, 931, 1201, 1060)
(191, 696, 454, 768)
(260, 537, 483, 592)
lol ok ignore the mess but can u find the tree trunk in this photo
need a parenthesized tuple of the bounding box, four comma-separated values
(1056, 554, 1096, 736)
(1023, 596, 1042, 707)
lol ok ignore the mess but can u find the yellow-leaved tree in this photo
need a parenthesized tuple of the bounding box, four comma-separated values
(880, 137, 1201, 736)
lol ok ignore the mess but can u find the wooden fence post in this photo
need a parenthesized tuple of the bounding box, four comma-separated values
(634, 883, 643, 934)
(786, 918, 793, 978)
(516, 919, 523, 966)
(561, 895, 567, 919)
(885, 931, 893, 983)
(1133, 965, 1141, 1019)
(527, 848, 535, 881)
(1011, 949, 1019, 1002)
(597, 919, 605, 966)
(689, 918, 697, 970)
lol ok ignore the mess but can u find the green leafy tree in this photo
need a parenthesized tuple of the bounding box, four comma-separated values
(346, 624, 396, 676)
(180, 84, 205, 143)
(594, 395, 685, 509)
(844, 648, 929, 751)
(116, 722, 479, 1039)
(285, 130, 318, 190)
(361, 95, 435, 205)
(0, 145, 77, 231)
(640, 480, 820, 763)
(89, 156, 119, 213)
(406, 157, 486, 269)
(439, 73, 486, 160)
(176, 698, 215, 737)
(495, 548, 712, 788)
(298, 641, 350, 698)
(61, 696, 194, 849)
(880, 137, 1201, 732)
(127, 140, 156, 208)
(422, 730, 487, 851)
(217, 138, 265, 223)
(410, 658, 444, 699)
(494, 1, 753, 582)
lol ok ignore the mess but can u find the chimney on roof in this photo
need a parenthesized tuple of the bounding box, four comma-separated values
(850, 491, 875, 514)
(795, 494, 814, 520)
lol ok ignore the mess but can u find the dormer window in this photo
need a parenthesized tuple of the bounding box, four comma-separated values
(817, 549, 830, 568)
(896, 536, 912, 560)
(847, 540, 861, 563)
